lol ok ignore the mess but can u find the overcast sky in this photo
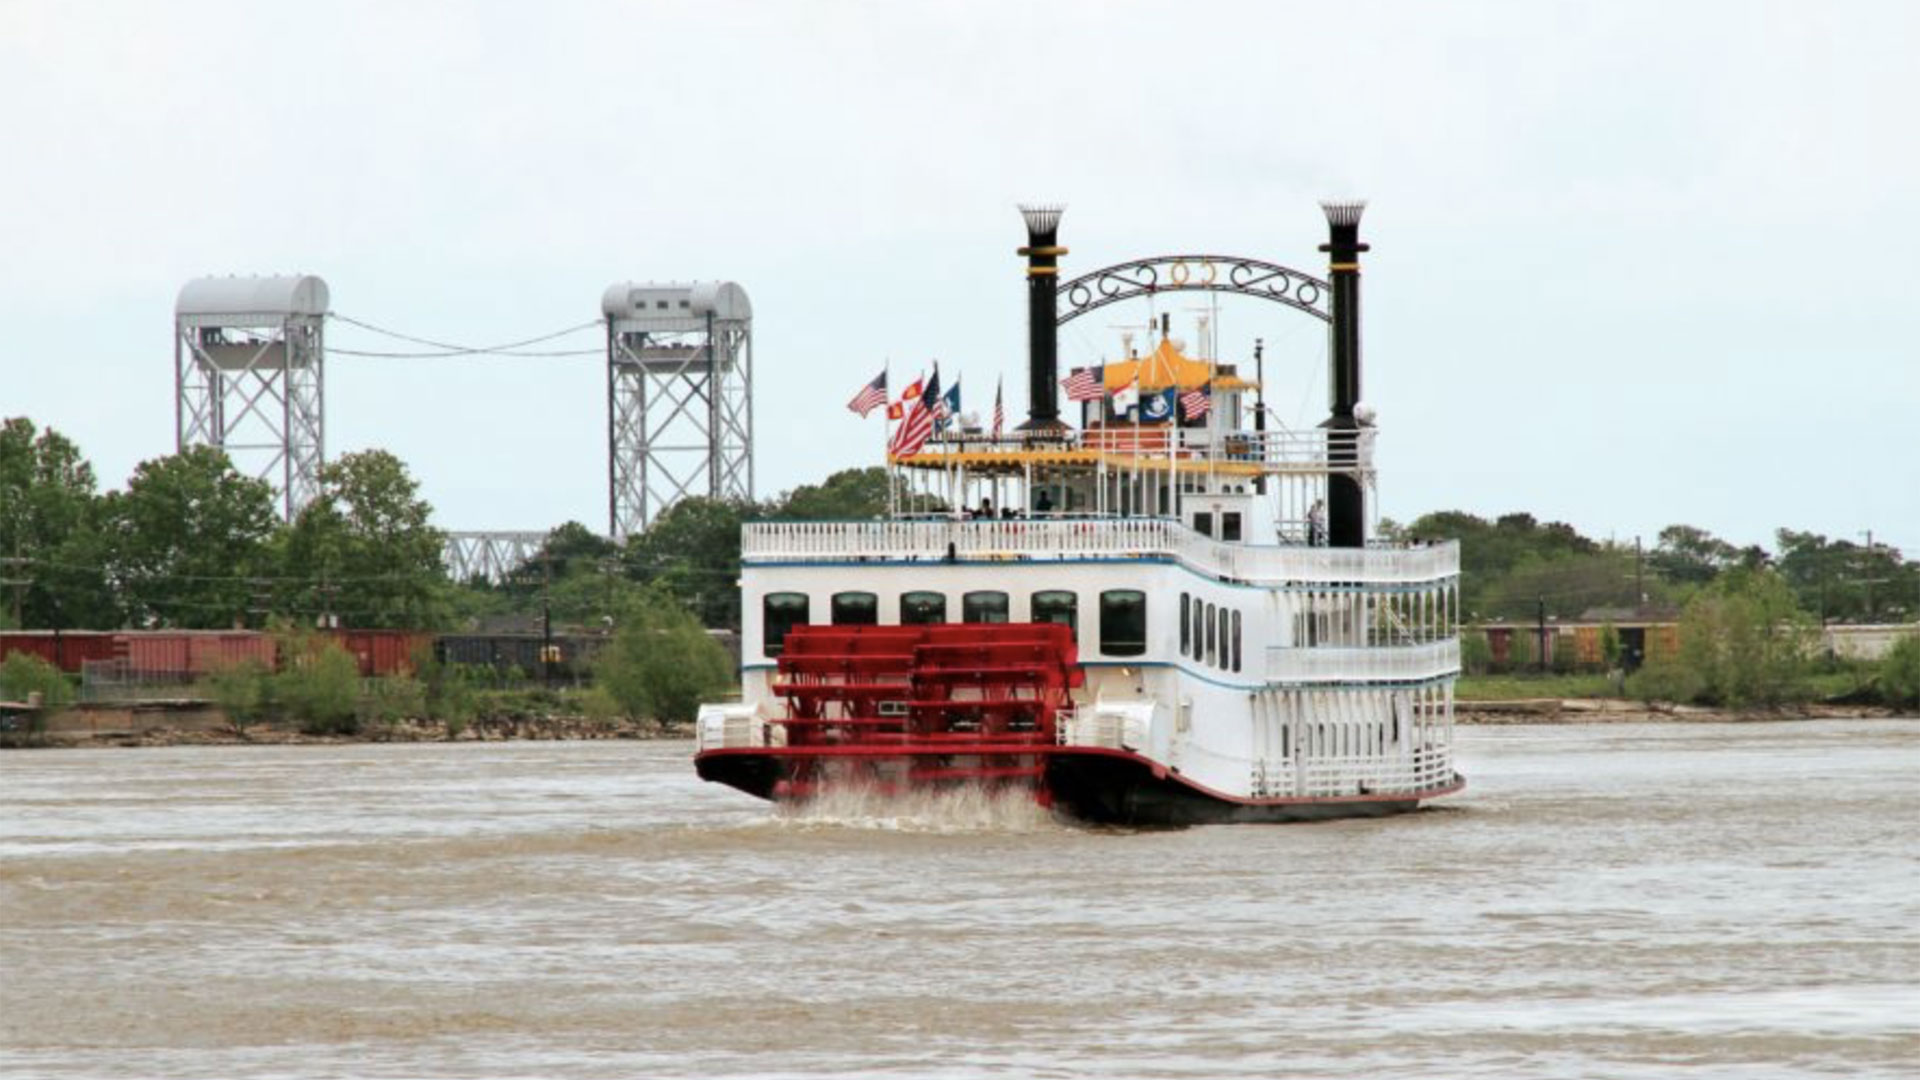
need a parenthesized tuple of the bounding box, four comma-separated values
(3, 0, 1915, 557)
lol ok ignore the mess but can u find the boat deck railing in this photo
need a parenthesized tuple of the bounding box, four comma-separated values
(903, 426, 1376, 476)
(1266, 639, 1461, 684)
(742, 518, 1459, 586)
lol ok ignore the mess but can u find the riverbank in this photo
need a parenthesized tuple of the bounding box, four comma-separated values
(1454, 698, 1907, 725)
(0, 702, 691, 748)
(4, 698, 1909, 748)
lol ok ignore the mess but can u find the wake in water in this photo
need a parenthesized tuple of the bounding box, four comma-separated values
(772, 784, 1064, 834)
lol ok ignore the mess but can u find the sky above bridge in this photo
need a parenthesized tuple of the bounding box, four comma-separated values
(3, 0, 1915, 557)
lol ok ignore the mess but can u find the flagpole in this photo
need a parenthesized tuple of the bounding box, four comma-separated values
(884, 358, 896, 519)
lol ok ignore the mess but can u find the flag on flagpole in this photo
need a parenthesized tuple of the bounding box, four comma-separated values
(1110, 375, 1140, 414)
(846, 370, 888, 417)
(1062, 366, 1103, 402)
(889, 370, 941, 458)
(1180, 388, 1211, 420)
(888, 374, 923, 421)
(992, 377, 1004, 437)
(934, 378, 961, 431)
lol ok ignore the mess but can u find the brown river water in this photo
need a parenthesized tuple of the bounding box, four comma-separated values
(2, 720, 1916, 1079)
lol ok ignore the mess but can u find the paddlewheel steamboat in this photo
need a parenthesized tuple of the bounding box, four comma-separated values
(695, 201, 1463, 825)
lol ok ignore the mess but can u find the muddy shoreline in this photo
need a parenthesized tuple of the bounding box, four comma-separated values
(1, 703, 692, 748)
(3, 698, 1908, 748)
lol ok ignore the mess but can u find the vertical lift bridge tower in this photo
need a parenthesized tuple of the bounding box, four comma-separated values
(603, 281, 753, 541)
(174, 275, 329, 521)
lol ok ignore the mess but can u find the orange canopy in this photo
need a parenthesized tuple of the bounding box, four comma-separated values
(1101, 337, 1256, 393)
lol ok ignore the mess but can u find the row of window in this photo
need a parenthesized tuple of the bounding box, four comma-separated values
(1179, 592, 1243, 673)
(1192, 510, 1244, 542)
(762, 589, 1148, 658)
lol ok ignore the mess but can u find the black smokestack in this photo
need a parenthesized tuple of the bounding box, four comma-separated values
(1017, 204, 1067, 432)
(1319, 199, 1369, 548)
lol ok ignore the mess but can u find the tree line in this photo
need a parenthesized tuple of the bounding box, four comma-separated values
(1385, 511, 1916, 627)
(0, 416, 893, 635)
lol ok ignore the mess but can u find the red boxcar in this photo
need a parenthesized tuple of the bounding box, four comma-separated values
(0, 631, 117, 674)
(113, 632, 277, 676)
(328, 629, 431, 677)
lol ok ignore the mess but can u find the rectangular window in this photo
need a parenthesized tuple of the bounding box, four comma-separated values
(1192, 597, 1204, 660)
(763, 592, 809, 657)
(1179, 592, 1191, 656)
(1231, 610, 1243, 673)
(1193, 512, 1213, 538)
(1222, 512, 1243, 542)
(1031, 590, 1078, 633)
(962, 591, 1009, 624)
(1218, 607, 1231, 671)
(831, 591, 878, 626)
(1205, 602, 1217, 666)
(900, 591, 947, 625)
(1099, 589, 1147, 657)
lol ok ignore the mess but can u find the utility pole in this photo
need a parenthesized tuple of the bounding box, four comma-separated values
(1537, 596, 1548, 674)
(541, 547, 555, 688)
(1860, 530, 1877, 622)
(1634, 535, 1644, 610)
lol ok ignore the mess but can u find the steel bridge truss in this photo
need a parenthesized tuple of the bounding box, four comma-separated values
(174, 316, 326, 521)
(607, 319, 752, 541)
(442, 531, 547, 585)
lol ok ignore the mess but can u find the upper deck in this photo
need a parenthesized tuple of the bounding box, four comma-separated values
(743, 517, 1458, 588)
(893, 426, 1377, 480)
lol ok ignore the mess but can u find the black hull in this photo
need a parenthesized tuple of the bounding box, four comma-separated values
(695, 748, 1461, 827)
(1044, 752, 1437, 826)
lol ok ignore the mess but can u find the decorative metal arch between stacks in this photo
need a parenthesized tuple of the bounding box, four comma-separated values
(1056, 256, 1331, 325)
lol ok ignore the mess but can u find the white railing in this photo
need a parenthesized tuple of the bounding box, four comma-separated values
(930, 426, 1376, 475)
(1057, 704, 1151, 751)
(1296, 748, 1456, 798)
(1266, 639, 1461, 684)
(743, 519, 1459, 587)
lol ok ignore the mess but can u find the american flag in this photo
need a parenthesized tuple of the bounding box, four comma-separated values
(889, 371, 940, 458)
(1180, 388, 1211, 420)
(1061, 365, 1104, 402)
(992, 377, 1004, 437)
(846, 370, 888, 417)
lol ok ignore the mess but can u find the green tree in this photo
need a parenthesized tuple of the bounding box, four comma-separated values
(1600, 622, 1622, 670)
(0, 651, 73, 708)
(283, 450, 447, 629)
(1879, 634, 1920, 708)
(207, 659, 273, 733)
(768, 467, 895, 520)
(0, 417, 116, 628)
(622, 497, 751, 630)
(1775, 529, 1913, 623)
(1404, 510, 1600, 619)
(1670, 567, 1814, 708)
(104, 446, 280, 628)
(1649, 524, 1740, 586)
(275, 638, 362, 735)
(594, 591, 735, 725)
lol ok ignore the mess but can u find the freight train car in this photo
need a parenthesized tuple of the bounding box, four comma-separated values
(0, 631, 116, 673)
(433, 633, 610, 682)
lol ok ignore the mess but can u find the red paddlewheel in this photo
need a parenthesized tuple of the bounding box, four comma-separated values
(767, 623, 1081, 798)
